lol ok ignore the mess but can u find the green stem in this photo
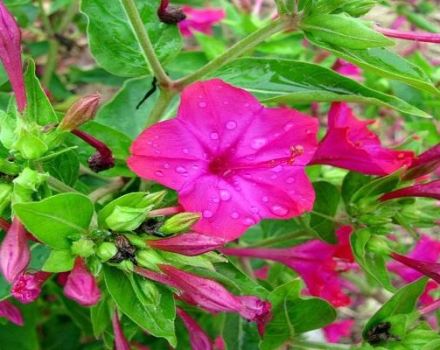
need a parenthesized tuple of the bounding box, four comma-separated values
(47, 175, 78, 193)
(120, 0, 172, 87)
(174, 16, 292, 88)
(292, 341, 350, 350)
(57, 0, 79, 33)
(38, 0, 58, 87)
(310, 210, 347, 225)
(145, 89, 174, 127)
(89, 177, 125, 202)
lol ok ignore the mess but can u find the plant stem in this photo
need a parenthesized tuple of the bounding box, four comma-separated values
(89, 177, 125, 202)
(47, 175, 78, 193)
(148, 206, 182, 217)
(145, 88, 175, 127)
(174, 16, 292, 88)
(57, 0, 79, 32)
(120, 0, 172, 87)
(0, 217, 10, 232)
(292, 341, 350, 350)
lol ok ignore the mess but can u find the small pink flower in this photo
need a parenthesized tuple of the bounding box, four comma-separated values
(134, 264, 271, 334)
(128, 79, 318, 241)
(11, 271, 51, 304)
(112, 312, 130, 350)
(177, 308, 213, 350)
(323, 319, 355, 343)
(332, 59, 362, 81)
(64, 258, 101, 307)
(148, 233, 225, 256)
(0, 218, 30, 283)
(221, 226, 354, 307)
(381, 179, 440, 201)
(311, 103, 413, 176)
(0, 300, 23, 326)
(403, 143, 440, 180)
(0, 1, 26, 112)
(178, 6, 225, 37)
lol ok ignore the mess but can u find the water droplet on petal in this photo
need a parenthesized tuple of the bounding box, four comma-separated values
(243, 217, 255, 225)
(155, 170, 164, 177)
(272, 165, 283, 173)
(251, 138, 267, 150)
(176, 166, 187, 174)
(286, 177, 295, 184)
(219, 189, 231, 201)
(210, 132, 219, 140)
(226, 121, 237, 130)
(199, 101, 207, 108)
(163, 163, 170, 169)
(262, 196, 269, 203)
(183, 148, 189, 154)
(231, 212, 239, 219)
(203, 210, 213, 218)
(250, 206, 259, 213)
(270, 205, 288, 217)
(284, 122, 294, 132)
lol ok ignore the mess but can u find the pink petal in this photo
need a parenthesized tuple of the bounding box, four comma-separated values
(178, 7, 225, 37)
(177, 308, 213, 350)
(323, 319, 355, 343)
(0, 300, 23, 326)
(112, 312, 130, 350)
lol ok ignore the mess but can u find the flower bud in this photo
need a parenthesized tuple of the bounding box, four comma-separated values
(177, 308, 213, 350)
(160, 212, 201, 235)
(342, 0, 376, 17)
(71, 238, 95, 258)
(64, 258, 101, 307)
(148, 232, 225, 256)
(145, 190, 167, 208)
(0, 158, 20, 176)
(88, 151, 115, 173)
(366, 236, 391, 255)
(403, 143, 440, 180)
(112, 312, 130, 350)
(158, 0, 186, 24)
(96, 242, 117, 262)
(135, 250, 164, 271)
(0, 300, 23, 326)
(58, 94, 101, 131)
(106, 206, 148, 231)
(11, 271, 51, 304)
(0, 218, 30, 282)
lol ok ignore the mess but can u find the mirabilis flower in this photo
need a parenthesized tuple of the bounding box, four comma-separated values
(404, 143, 440, 180)
(12, 271, 51, 304)
(178, 6, 225, 37)
(128, 79, 318, 240)
(311, 103, 413, 176)
(221, 226, 355, 307)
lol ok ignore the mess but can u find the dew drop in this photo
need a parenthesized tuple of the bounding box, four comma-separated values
(155, 170, 164, 177)
(251, 138, 267, 150)
(199, 101, 207, 108)
(270, 205, 288, 217)
(182, 148, 189, 154)
(243, 217, 255, 225)
(203, 210, 213, 218)
(272, 165, 283, 173)
(262, 196, 269, 203)
(219, 189, 231, 201)
(284, 122, 294, 132)
(286, 177, 295, 184)
(226, 121, 237, 130)
(250, 206, 259, 213)
(231, 212, 239, 219)
(163, 163, 170, 169)
(210, 132, 219, 140)
(175, 166, 187, 174)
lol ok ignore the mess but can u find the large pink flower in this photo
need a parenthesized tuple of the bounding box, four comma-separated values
(178, 6, 225, 37)
(128, 79, 318, 240)
(311, 103, 413, 176)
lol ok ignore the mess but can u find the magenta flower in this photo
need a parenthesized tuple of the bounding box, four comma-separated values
(0, 1, 26, 112)
(0, 218, 30, 283)
(311, 103, 413, 176)
(332, 59, 362, 81)
(403, 143, 440, 180)
(221, 226, 355, 307)
(128, 79, 318, 240)
(380, 179, 440, 201)
(323, 319, 355, 343)
(178, 6, 225, 37)
(11, 271, 51, 304)
(112, 312, 130, 350)
(64, 258, 101, 307)
(390, 252, 440, 285)
(0, 300, 23, 326)
(148, 233, 225, 256)
(134, 264, 271, 334)
(376, 26, 440, 44)
(177, 308, 213, 350)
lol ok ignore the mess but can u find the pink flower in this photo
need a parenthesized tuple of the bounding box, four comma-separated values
(0, 1, 26, 112)
(178, 6, 225, 37)
(311, 103, 413, 176)
(134, 264, 271, 334)
(332, 59, 362, 80)
(324, 319, 355, 343)
(380, 180, 440, 201)
(0, 218, 30, 283)
(112, 312, 130, 350)
(221, 226, 354, 307)
(128, 79, 318, 241)
(11, 271, 51, 304)
(403, 143, 440, 180)
(64, 258, 101, 307)
(0, 300, 23, 326)
(148, 233, 225, 256)
(177, 308, 213, 350)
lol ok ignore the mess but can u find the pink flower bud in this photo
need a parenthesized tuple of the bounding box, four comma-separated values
(0, 1, 26, 112)
(390, 252, 440, 284)
(177, 308, 213, 350)
(0, 218, 30, 282)
(58, 94, 101, 131)
(64, 258, 101, 307)
(380, 180, 440, 201)
(403, 143, 440, 180)
(148, 233, 225, 256)
(112, 312, 130, 350)
(11, 271, 51, 304)
(0, 300, 23, 326)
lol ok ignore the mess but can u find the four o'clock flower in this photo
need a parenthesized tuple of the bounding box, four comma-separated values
(0, 217, 30, 283)
(64, 257, 101, 307)
(380, 179, 440, 201)
(177, 308, 213, 350)
(112, 311, 130, 350)
(403, 143, 440, 180)
(128, 79, 318, 241)
(0, 300, 23, 326)
(0, 1, 26, 112)
(134, 264, 271, 335)
(311, 103, 413, 176)
(221, 226, 355, 307)
(11, 271, 51, 304)
(178, 6, 225, 37)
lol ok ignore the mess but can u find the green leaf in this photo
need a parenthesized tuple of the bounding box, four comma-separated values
(90, 293, 112, 339)
(306, 37, 440, 96)
(42, 249, 75, 272)
(261, 281, 336, 350)
(43, 149, 80, 187)
(222, 314, 260, 350)
(351, 228, 394, 291)
(103, 266, 176, 346)
(14, 193, 94, 249)
(0, 275, 10, 301)
(216, 58, 430, 118)
(351, 171, 401, 204)
(23, 59, 58, 125)
(341, 172, 371, 211)
(363, 278, 427, 339)
(301, 14, 394, 49)
(81, 0, 182, 77)
(310, 181, 340, 243)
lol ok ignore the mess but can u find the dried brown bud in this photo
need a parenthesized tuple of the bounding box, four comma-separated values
(58, 94, 101, 131)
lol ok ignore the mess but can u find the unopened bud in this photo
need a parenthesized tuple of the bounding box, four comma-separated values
(106, 206, 148, 231)
(145, 190, 167, 208)
(160, 212, 201, 235)
(88, 151, 115, 173)
(97, 242, 117, 262)
(58, 94, 101, 131)
(135, 250, 164, 271)
(158, 0, 186, 24)
(71, 238, 95, 258)
(367, 236, 391, 255)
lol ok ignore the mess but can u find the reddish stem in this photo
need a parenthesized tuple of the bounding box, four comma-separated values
(376, 26, 440, 43)
(420, 299, 440, 315)
(71, 129, 112, 157)
(0, 217, 11, 231)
